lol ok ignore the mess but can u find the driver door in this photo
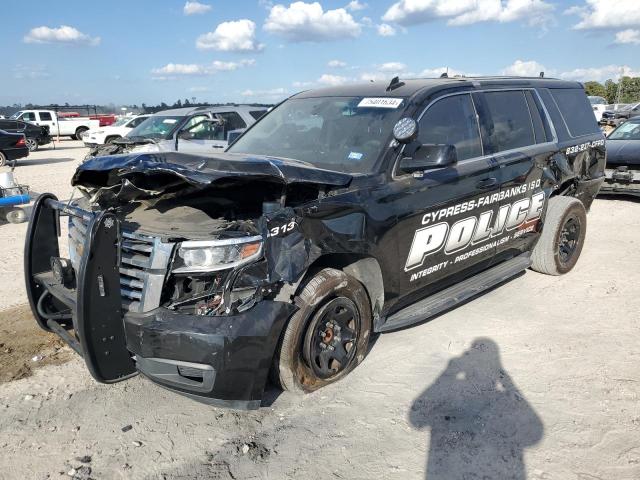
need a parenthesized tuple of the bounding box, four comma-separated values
(175, 114, 226, 153)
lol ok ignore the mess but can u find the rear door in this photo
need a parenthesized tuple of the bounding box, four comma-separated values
(474, 89, 552, 263)
(384, 93, 503, 312)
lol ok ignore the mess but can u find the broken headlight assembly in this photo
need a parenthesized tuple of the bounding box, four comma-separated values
(172, 236, 264, 273)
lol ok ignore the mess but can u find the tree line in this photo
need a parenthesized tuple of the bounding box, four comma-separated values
(584, 76, 640, 104)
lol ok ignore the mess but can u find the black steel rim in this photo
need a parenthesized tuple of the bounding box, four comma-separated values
(304, 297, 360, 379)
(558, 215, 580, 264)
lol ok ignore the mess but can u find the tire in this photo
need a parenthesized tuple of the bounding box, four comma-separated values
(6, 208, 27, 224)
(105, 136, 122, 144)
(272, 268, 372, 394)
(530, 196, 587, 276)
(25, 137, 38, 152)
(74, 128, 88, 141)
(0, 151, 6, 167)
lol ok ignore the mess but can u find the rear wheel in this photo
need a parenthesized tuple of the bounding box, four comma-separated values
(74, 127, 88, 141)
(530, 196, 587, 275)
(25, 137, 38, 152)
(272, 268, 372, 393)
(0, 151, 6, 167)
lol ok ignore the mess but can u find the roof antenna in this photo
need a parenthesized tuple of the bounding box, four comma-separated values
(386, 76, 405, 91)
(539, 71, 545, 78)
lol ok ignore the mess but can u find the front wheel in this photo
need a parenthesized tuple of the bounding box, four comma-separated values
(530, 196, 587, 275)
(272, 268, 372, 393)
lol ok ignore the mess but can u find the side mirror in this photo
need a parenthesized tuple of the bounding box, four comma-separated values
(399, 144, 458, 174)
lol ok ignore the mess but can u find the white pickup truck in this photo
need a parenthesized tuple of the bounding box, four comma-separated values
(9, 110, 100, 140)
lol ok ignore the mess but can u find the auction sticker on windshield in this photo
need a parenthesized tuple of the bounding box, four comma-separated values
(358, 98, 403, 108)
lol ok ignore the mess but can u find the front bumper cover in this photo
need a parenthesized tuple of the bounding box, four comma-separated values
(600, 167, 640, 197)
(24, 193, 297, 409)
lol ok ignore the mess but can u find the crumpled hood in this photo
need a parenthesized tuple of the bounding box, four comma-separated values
(72, 151, 353, 191)
(606, 140, 640, 166)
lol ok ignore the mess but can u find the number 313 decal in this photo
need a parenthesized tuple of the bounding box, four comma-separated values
(269, 221, 297, 237)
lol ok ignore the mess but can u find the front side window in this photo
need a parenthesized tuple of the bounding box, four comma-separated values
(182, 115, 220, 140)
(228, 96, 406, 173)
(22, 112, 36, 122)
(483, 91, 535, 154)
(216, 112, 247, 132)
(417, 94, 482, 161)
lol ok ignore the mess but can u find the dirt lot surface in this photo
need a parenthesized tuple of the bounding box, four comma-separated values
(1, 143, 639, 479)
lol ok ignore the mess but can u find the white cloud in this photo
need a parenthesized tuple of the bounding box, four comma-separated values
(318, 74, 352, 86)
(378, 62, 407, 72)
(377, 23, 396, 36)
(328, 60, 347, 68)
(241, 87, 289, 100)
(196, 20, 264, 52)
(615, 29, 640, 45)
(183, 1, 211, 15)
(13, 64, 51, 79)
(346, 0, 367, 11)
(24, 25, 100, 46)
(188, 86, 211, 93)
(418, 66, 467, 77)
(558, 65, 640, 83)
(382, 0, 553, 27)
(264, 2, 361, 42)
(570, 0, 640, 30)
(501, 59, 547, 77)
(151, 59, 255, 76)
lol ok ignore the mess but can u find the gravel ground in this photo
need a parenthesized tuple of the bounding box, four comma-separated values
(0, 143, 639, 479)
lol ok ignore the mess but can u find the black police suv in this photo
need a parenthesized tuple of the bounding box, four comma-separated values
(25, 77, 605, 409)
(0, 118, 51, 152)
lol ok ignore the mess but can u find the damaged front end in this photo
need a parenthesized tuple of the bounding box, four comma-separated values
(25, 152, 351, 408)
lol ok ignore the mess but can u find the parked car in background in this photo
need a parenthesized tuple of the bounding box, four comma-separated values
(589, 96, 608, 122)
(0, 118, 51, 152)
(0, 130, 28, 166)
(600, 102, 640, 127)
(82, 115, 150, 147)
(85, 105, 268, 158)
(9, 110, 100, 140)
(90, 114, 117, 127)
(600, 117, 640, 197)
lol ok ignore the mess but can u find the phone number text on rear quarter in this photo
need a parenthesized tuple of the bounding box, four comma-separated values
(566, 139, 604, 155)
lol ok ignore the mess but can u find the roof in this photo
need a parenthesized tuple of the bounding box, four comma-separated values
(152, 105, 269, 116)
(293, 76, 584, 101)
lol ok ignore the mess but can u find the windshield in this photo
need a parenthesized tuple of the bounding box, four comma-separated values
(9, 111, 23, 120)
(608, 121, 640, 140)
(112, 117, 131, 127)
(228, 96, 406, 173)
(127, 115, 183, 139)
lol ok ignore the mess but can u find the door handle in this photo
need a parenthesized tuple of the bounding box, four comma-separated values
(476, 177, 497, 189)
(212, 145, 224, 149)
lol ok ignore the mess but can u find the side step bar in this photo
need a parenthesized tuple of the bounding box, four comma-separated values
(378, 253, 532, 332)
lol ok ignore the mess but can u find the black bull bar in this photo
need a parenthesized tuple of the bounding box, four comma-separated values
(24, 193, 138, 383)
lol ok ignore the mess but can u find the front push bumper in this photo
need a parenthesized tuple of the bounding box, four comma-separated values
(600, 167, 640, 197)
(24, 193, 297, 409)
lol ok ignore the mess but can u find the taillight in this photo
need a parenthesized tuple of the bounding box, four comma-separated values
(16, 137, 26, 147)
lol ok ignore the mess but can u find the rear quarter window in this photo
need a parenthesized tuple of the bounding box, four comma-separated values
(550, 88, 600, 137)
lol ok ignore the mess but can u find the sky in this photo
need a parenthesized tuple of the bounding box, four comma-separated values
(0, 0, 639, 106)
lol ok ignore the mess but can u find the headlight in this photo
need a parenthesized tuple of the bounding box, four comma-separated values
(172, 236, 263, 273)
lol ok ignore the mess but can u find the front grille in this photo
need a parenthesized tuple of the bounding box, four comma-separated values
(68, 216, 174, 313)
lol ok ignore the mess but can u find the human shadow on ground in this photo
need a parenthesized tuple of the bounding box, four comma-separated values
(409, 338, 543, 480)
(19, 157, 75, 167)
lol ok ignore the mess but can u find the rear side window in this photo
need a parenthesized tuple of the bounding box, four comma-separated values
(418, 94, 483, 161)
(550, 88, 599, 137)
(482, 91, 535, 154)
(249, 110, 266, 120)
(38, 112, 53, 121)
